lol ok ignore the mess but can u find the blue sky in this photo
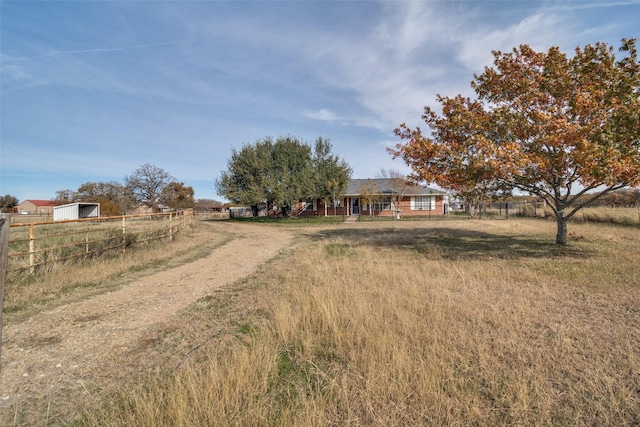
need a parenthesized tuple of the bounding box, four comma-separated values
(2, 1, 639, 202)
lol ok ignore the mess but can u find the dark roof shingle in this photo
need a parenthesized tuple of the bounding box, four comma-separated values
(344, 178, 443, 196)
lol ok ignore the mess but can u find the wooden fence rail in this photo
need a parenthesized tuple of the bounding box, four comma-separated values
(7, 209, 194, 274)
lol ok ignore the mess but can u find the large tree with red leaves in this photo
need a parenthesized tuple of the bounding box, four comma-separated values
(391, 39, 640, 245)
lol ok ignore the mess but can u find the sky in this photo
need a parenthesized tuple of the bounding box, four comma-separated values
(1, 1, 639, 203)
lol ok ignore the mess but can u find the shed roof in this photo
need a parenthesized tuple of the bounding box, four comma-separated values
(53, 202, 100, 209)
(345, 178, 444, 196)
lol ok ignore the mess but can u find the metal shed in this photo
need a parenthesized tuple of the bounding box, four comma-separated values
(53, 202, 100, 221)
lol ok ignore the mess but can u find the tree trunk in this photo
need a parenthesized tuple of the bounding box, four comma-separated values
(556, 212, 568, 245)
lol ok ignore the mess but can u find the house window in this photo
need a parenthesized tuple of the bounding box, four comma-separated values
(303, 198, 316, 211)
(365, 197, 391, 211)
(411, 196, 435, 210)
(373, 197, 392, 211)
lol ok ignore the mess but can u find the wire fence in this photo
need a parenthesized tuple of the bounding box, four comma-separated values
(7, 209, 194, 274)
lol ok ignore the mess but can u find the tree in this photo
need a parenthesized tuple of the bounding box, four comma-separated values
(0, 194, 19, 213)
(217, 136, 325, 217)
(391, 99, 500, 219)
(312, 137, 352, 216)
(358, 180, 380, 216)
(160, 182, 195, 209)
(268, 136, 314, 216)
(125, 163, 175, 212)
(377, 168, 413, 218)
(194, 199, 225, 211)
(216, 139, 274, 216)
(54, 189, 76, 205)
(55, 181, 135, 216)
(391, 39, 640, 244)
(76, 181, 134, 216)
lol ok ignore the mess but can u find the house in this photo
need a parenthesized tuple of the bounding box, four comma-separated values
(14, 199, 58, 215)
(131, 205, 154, 215)
(297, 178, 447, 218)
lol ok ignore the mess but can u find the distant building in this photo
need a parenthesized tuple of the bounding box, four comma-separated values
(15, 199, 58, 215)
(131, 205, 154, 215)
(53, 202, 100, 221)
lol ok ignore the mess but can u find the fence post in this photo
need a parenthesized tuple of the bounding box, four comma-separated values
(85, 222, 89, 254)
(169, 212, 173, 241)
(1, 213, 12, 372)
(121, 215, 126, 253)
(29, 223, 35, 274)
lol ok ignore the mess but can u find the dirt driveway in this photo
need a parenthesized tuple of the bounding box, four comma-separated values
(0, 221, 296, 425)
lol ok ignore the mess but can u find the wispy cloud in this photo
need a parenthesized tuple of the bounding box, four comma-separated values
(456, 13, 570, 72)
(302, 108, 341, 122)
(10, 39, 191, 61)
(547, 1, 640, 11)
(2, 0, 637, 201)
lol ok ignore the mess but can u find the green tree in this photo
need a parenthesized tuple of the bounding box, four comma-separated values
(0, 194, 19, 213)
(216, 140, 273, 216)
(125, 164, 176, 212)
(392, 39, 640, 244)
(268, 136, 314, 216)
(312, 137, 352, 216)
(217, 136, 322, 217)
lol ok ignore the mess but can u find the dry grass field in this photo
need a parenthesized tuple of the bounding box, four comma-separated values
(573, 206, 640, 226)
(3, 220, 224, 321)
(69, 218, 640, 426)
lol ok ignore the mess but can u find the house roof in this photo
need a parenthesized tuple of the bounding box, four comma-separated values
(345, 178, 444, 196)
(22, 200, 58, 207)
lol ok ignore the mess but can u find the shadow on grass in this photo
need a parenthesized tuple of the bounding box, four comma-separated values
(304, 226, 591, 261)
(204, 216, 345, 225)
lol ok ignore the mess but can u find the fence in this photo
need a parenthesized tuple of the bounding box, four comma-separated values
(10, 213, 53, 224)
(453, 201, 546, 219)
(7, 209, 194, 274)
(1, 213, 11, 369)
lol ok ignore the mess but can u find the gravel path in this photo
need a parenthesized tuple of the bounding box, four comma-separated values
(0, 221, 294, 425)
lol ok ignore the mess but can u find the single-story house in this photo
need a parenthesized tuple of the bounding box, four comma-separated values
(14, 199, 58, 215)
(296, 178, 447, 218)
(131, 205, 154, 215)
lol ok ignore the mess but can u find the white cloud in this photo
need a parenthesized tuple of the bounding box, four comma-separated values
(456, 13, 570, 72)
(302, 108, 341, 122)
(3, 63, 31, 81)
(285, 3, 452, 130)
(4, 0, 638, 200)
